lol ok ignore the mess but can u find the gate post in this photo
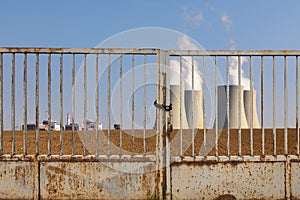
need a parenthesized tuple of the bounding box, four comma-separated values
(155, 50, 171, 199)
(165, 51, 171, 200)
(0, 53, 3, 156)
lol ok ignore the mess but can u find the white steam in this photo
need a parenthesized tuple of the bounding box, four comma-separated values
(181, 7, 204, 27)
(170, 36, 203, 90)
(221, 14, 232, 31)
(228, 56, 251, 90)
(220, 13, 252, 91)
(227, 39, 252, 90)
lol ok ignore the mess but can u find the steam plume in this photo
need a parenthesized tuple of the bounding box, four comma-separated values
(228, 39, 251, 90)
(170, 36, 203, 90)
(221, 14, 232, 31)
(229, 56, 250, 90)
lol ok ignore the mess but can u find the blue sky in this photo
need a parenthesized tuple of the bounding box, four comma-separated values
(1, 1, 300, 129)
(1, 1, 300, 50)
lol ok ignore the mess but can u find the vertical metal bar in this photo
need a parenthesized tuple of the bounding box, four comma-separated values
(215, 56, 218, 157)
(165, 51, 171, 200)
(95, 54, 99, 157)
(155, 51, 161, 164)
(284, 56, 288, 155)
(0, 53, 3, 155)
(35, 53, 39, 156)
(143, 54, 147, 155)
(119, 54, 123, 157)
(107, 54, 111, 156)
(59, 53, 63, 156)
(226, 56, 230, 157)
(179, 56, 183, 157)
(156, 50, 165, 199)
(83, 54, 87, 156)
(261, 56, 265, 157)
(162, 63, 168, 200)
(71, 54, 75, 156)
(203, 56, 207, 157)
(250, 56, 253, 156)
(131, 54, 135, 156)
(238, 56, 241, 157)
(23, 53, 27, 155)
(273, 56, 277, 156)
(155, 50, 165, 198)
(296, 56, 299, 157)
(191, 56, 195, 157)
(47, 53, 51, 156)
(11, 53, 15, 155)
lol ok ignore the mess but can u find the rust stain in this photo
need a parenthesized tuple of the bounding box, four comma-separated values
(214, 194, 236, 200)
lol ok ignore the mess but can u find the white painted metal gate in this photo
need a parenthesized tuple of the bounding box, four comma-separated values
(0, 48, 300, 199)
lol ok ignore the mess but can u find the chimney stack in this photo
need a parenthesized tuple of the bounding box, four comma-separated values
(67, 113, 71, 125)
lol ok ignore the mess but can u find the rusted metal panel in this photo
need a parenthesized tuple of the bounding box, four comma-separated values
(40, 161, 156, 199)
(0, 161, 35, 199)
(291, 161, 300, 199)
(171, 162, 285, 199)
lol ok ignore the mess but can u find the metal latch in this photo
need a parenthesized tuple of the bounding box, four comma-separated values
(154, 100, 173, 135)
(153, 100, 172, 111)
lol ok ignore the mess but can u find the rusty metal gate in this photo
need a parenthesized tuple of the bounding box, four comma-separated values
(0, 48, 300, 199)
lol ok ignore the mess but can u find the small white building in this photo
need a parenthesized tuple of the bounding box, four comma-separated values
(79, 119, 102, 130)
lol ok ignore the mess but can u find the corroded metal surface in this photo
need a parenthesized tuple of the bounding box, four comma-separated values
(171, 162, 285, 199)
(40, 161, 156, 199)
(291, 161, 300, 199)
(0, 158, 299, 199)
(0, 161, 35, 199)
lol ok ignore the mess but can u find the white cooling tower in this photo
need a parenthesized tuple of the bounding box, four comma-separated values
(185, 90, 203, 129)
(216, 85, 249, 129)
(170, 85, 189, 129)
(244, 90, 261, 128)
(67, 113, 71, 126)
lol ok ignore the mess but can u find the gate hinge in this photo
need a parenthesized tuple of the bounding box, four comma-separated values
(154, 100, 172, 111)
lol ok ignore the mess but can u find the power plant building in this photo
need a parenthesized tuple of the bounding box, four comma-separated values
(170, 85, 189, 129)
(185, 90, 204, 129)
(216, 85, 249, 129)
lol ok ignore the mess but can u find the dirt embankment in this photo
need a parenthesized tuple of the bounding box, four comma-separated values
(2, 129, 298, 156)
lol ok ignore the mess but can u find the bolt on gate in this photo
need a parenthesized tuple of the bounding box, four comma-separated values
(0, 48, 299, 199)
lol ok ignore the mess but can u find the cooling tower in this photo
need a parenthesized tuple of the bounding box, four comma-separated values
(67, 113, 71, 126)
(185, 90, 204, 129)
(244, 90, 261, 128)
(216, 85, 249, 129)
(170, 85, 189, 129)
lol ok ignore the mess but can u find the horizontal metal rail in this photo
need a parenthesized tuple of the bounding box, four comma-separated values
(0, 48, 159, 54)
(2, 48, 300, 56)
(169, 50, 300, 56)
